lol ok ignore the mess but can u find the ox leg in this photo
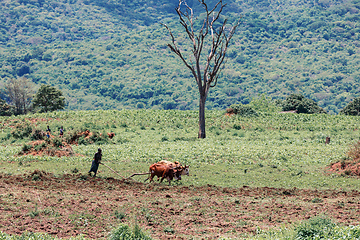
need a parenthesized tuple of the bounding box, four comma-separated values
(149, 174, 155, 183)
(144, 174, 154, 183)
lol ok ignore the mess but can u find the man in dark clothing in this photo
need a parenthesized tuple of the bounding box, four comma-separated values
(46, 126, 51, 138)
(88, 148, 102, 177)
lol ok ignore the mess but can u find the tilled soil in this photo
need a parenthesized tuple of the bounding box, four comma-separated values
(0, 171, 360, 239)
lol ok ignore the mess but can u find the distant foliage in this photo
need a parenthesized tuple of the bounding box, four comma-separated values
(280, 94, 327, 114)
(228, 103, 258, 117)
(0, 0, 359, 113)
(340, 97, 360, 116)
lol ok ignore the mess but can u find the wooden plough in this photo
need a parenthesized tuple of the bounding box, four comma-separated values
(101, 162, 150, 180)
(126, 172, 150, 178)
(100, 162, 125, 179)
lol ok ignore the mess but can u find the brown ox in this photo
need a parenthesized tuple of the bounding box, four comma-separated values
(157, 160, 189, 180)
(157, 160, 181, 168)
(145, 163, 181, 185)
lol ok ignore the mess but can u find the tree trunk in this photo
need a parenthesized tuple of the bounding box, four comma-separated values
(198, 94, 206, 139)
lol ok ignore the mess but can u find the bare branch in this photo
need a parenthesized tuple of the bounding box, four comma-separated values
(161, 23, 194, 73)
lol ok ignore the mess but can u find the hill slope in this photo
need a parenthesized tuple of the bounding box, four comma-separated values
(0, 0, 359, 113)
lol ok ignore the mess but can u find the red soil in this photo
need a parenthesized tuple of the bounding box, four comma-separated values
(0, 171, 359, 239)
(328, 141, 360, 177)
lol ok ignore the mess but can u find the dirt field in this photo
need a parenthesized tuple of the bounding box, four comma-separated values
(0, 171, 360, 239)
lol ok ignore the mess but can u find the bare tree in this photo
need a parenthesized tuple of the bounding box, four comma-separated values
(5, 77, 34, 115)
(163, 0, 241, 138)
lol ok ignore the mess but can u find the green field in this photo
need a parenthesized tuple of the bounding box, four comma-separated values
(1, 109, 360, 191)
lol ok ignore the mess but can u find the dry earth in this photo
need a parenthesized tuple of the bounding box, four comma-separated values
(1, 171, 360, 239)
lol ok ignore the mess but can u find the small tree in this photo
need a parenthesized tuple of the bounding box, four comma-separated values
(32, 85, 65, 113)
(4, 77, 34, 115)
(163, 0, 241, 138)
(0, 99, 13, 116)
(340, 97, 360, 116)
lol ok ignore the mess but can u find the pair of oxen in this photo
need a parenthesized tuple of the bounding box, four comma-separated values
(145, 160, 189, 185)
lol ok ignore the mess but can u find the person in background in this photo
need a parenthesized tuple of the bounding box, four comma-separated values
(59, 126, 64, 137)
(88, 148, 102, 177)
(46, 126, 51, 138)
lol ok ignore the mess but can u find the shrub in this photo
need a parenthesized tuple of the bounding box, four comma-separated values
(11, 123, 33, 139)
(281, 94, 327, 114)
(31, 129, 45, 140)
(22, 143, 32, 152)
(295, 217, 336, 239)
(348, 141, 360, 160)
(114, 210, 126, 220)
(78, 136, 90, 145)
(228, 103, 258, 117)
(89, 131, 109, 144)
(108, 224, 153, 240)
(340, 97, 360, 116)
(52, 137, 63, 148)
(34, 142, 46, 151)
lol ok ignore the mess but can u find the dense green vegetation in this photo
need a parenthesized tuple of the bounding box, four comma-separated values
(0, 0, 359, 113)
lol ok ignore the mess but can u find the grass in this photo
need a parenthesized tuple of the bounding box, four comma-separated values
(251, 217, 360, 240)
(0, 110, 360, 190)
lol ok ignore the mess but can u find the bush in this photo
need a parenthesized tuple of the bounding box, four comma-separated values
(52, 137, 63, 148)
(295, 217, 336, 239)
(34, 142, 46, 151)
(228, 103, 258, 117)
(281, 94, 327, 114)
(11, 123, 33, 139)
(340, 97, 360, 116)
(348, 141, 360, 160)
(89, 131, 109, 144)
(31, 129, 45, 140)
(108, 224, 153, 240)
(22, 143, 32, 152)
(78, 136, 90, 145)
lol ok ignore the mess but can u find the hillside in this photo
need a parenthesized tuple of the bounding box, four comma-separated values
(0, 0, 359, 113)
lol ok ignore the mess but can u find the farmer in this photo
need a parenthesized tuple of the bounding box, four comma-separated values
(59, 126, 64, 137)
(88, 148, 102, 177)
(46, 126, 51, 138)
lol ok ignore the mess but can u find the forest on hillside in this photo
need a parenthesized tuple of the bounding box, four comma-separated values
(0, 0, 359, 114)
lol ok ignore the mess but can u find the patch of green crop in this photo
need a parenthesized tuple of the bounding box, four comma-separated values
(250, 217, 360, 240)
